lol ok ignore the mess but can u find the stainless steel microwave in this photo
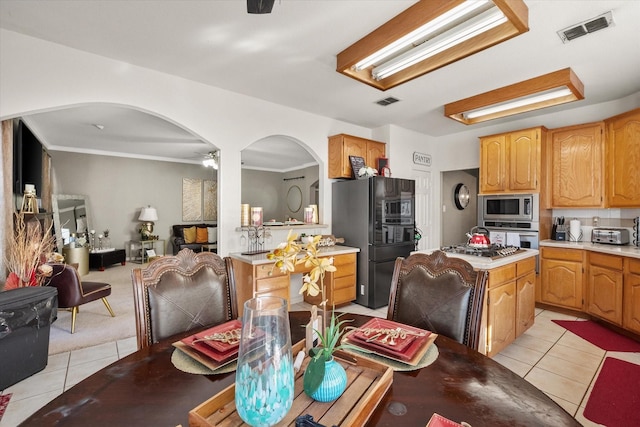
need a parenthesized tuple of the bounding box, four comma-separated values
(478, 194, 539, 223)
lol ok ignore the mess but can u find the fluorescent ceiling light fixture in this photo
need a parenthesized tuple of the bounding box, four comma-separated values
(444, 68, 585, 125)
(354, 0, 491, 71)
(337, 0, 528, 91)
(372, 7, 507, 80)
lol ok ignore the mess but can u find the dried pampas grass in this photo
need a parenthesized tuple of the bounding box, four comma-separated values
(4, 212, 56, 288)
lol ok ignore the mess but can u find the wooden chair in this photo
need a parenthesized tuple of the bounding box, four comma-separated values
(47, 263, 115, 333)
(386, 250, 488, 350)
(131, 249, 238, 350)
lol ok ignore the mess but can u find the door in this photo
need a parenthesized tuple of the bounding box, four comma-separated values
(411, 169, 431, 250)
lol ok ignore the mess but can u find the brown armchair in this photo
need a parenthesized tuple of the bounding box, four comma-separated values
(386, 250, 488, 350)
(131, 249, 238, 350)
(47, 263, 115, 333)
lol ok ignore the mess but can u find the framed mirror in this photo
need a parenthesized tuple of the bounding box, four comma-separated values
(52, 194, 92, 251)
(286, 185, 303, 213)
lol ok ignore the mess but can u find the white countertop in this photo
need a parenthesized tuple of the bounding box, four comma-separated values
(540, 239, 640, 259)
(229, 245, 360, 265)
(413, 248, 539, 270)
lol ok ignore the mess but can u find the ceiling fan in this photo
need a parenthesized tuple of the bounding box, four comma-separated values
(201, 151, 219, 169)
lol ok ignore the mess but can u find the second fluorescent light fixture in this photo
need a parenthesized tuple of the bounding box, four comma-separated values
(444, 68, 585, 125)
(337, 0, 529, 90)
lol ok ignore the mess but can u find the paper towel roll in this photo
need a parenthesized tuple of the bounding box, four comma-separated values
(569, 219, 582, 242)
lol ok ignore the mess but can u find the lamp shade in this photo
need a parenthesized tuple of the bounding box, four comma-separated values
(138, 206, 158, 222)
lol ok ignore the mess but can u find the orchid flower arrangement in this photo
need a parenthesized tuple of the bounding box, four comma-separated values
(268, 231, 351, 397)
(267, 230, 336, 300)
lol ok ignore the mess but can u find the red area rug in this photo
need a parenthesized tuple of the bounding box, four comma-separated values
(552, 320, 640, 352)
(0, 393, 12, 422)
(584, 357, 640, 426)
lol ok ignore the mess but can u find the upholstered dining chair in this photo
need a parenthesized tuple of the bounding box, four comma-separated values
(131, 248, 238, 350)
(47, 263, 115, 333)
(386, 250, 488, 350)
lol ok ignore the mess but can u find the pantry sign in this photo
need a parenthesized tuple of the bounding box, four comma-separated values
(413, 152, 432, 167)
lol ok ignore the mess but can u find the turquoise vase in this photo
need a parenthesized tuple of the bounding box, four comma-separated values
(235, 297, 294, 427)
(308, 358, 347, 402)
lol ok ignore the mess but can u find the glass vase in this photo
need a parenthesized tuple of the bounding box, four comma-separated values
(235, 296, 294, 427)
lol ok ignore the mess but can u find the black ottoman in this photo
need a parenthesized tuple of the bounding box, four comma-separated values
(89, 249, 126, 271)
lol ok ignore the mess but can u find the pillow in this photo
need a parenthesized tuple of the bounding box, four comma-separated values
(183, 226, 197, 244)
(208, 227, 217, 243)
(196, 227, 208, 243)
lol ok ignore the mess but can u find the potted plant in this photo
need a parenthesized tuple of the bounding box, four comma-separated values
(268, 231, 351, 401)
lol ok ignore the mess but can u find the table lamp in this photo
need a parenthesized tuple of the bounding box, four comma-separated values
(138, 206, 158, 239)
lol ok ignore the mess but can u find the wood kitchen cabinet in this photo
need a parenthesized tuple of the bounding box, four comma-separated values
(516, 257, 536, 336)
(623, 258, 640, 334)
(548, 122, 605, 208)
(479, 127, 545, 194)
(232, 260, 290, 315)
(303, 253, 357, 307)
(328, 134, 386, 179)
(232, 250, 358, 315)
(605, 108, 640, 207)
(484, 257, 535, 357)
(540, 247, 584, 310)
(587, 252, 623, 325)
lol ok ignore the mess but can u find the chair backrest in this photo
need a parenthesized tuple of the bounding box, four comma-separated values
(386, 250, 488, 350)
(47, 263, 84, 308)
(131, 249, 238, 350)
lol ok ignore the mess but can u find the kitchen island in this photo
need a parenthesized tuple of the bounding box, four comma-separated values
(230, 245, 360, 315)
(414, 248, 539, 356)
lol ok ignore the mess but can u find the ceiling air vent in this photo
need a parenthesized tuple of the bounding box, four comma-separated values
(375, 97, 400, 106)
(557, 11, 614, 43)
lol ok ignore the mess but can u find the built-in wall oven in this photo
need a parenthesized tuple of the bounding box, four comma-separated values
(478, 194, 540, 271)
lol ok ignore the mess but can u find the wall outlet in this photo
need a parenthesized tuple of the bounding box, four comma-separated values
(360, 285, 365, 295)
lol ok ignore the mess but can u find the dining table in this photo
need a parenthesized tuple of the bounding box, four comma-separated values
(22, 312, 581, 426)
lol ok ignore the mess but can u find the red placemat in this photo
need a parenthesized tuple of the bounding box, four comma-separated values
(180, 335, 238, 364)
(350, 318, 419, 353)
(194, 319, 242, 354)
(346, 319, 432, 363)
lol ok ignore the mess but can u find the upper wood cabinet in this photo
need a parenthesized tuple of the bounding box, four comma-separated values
(605, 108, 640, 207)
(328, 134, 386, 179)
(479, 127, 545, 194)
(548, 122, 605, 208)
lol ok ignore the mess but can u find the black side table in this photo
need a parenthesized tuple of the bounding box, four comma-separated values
(89, 249, 126, 271)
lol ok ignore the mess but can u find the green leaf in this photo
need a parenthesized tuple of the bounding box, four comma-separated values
(303, 356, 326, 395)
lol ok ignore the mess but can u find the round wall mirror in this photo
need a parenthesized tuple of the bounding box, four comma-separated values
(286, 185, 303, 213)
(454, 183, 470, 210)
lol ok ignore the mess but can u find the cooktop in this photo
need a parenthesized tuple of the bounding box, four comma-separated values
(440, 244, 523, 259)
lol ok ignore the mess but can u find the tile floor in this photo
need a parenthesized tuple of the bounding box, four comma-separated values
(3, 303, 638, 426)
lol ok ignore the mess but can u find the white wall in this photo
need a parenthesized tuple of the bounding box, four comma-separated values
(0, 29, 373, 256)
(2, 29, 639, 261)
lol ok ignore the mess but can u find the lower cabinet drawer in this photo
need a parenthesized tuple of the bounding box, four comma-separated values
(334, 275, 355, 290)
(628, 258, 640, 275)
(333, 286, 356, 305)
(255, 276, 289, 293)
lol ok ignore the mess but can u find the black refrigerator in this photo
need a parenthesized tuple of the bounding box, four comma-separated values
(332, 177, 415, 309)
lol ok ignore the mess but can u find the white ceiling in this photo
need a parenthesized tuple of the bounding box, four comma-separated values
(2, 1, 639, 170)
